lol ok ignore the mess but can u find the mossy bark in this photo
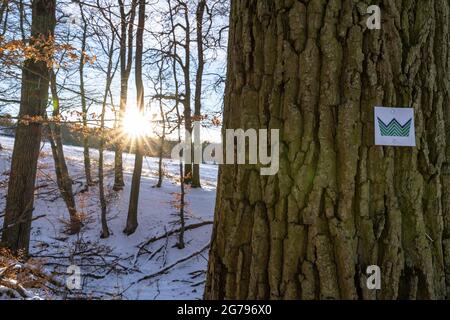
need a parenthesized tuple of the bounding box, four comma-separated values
(205, 0, 449, 300)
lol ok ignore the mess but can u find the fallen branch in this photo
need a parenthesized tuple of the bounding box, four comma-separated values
(137, 242, 210, 283)
(0, 279, 31, 298)
(0, 215, 46, 233)
(148, 245, 164, 262)
(134, 221, 212, 262)
(0, 250, 61, 299)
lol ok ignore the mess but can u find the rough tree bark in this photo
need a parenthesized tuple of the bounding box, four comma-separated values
(1, 0, 56, 254)
(205, 0, 449, 300)
(124, 0, 145, 235)
(442, 10, 450, 297)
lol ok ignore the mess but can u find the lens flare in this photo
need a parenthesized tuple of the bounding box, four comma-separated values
(122, 108, 151, 138)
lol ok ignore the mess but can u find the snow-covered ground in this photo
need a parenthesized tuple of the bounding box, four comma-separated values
(0, 135, 218, 300)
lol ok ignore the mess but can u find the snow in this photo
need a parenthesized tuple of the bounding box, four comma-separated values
(0, 135, 218, 300)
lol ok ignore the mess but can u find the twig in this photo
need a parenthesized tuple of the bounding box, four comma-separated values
(191, 280, 206, 287)
(137, 242, 210, 283)
(162, 226, 169, 266)
(148, 245, 164, 262)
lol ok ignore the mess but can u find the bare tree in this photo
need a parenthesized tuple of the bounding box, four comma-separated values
(98, 31, 117, 239)
(47, 69, 81, 234)
(113, 0, 137, 191)
(17, 0, 26, 41)
(78, 1, 94, 188)
(171, 37, 185, 250)
(0, 1, 8, 34)
(191, 0, 206, 188)
(123, 0, 145, 235)
(165, 0, 193, 184)
(151, 54, 168, 188)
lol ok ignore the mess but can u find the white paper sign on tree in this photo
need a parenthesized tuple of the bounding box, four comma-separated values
(374, 107, 416, 147)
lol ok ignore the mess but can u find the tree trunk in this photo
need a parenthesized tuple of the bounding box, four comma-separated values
(177, 154, 186, 250)
(124, 0, 145, 235)
(170, 26, 186, 249)
(1, 0, 56, 254)
(205, 0, 449, 300)
(17, 0, 26, 41)
(192, 0, 206, 189)
(98, 131, 109, 239)
(0, 0, 9, 36)
(156, 66, 166, 188)
(0, 0, 7, 28)
(48, 70, 81, 234)
(156, 127, 165, 188)
(442, 15, 450, 297)
(98, 71, 114, 240)
(79, 2, 93, 188)
(113, 0, 137, 191)
(181, 2, 193, 184)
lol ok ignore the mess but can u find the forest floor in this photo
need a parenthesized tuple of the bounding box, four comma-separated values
(0, 135, 217, 300)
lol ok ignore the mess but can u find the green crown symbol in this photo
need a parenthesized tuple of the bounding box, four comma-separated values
(377, 117, 412, 137)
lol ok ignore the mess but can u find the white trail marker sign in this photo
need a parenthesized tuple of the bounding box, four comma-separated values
(374, 107, 416, 147)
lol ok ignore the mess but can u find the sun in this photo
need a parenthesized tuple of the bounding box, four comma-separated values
(122, 108, 152, 138)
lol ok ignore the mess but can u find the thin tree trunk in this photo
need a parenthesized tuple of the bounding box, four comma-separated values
(156, 70, 166, 188)
(205, 0, 449, 300)
(48, 70, 81, 234)
(98, 14, 119, 240)
(98, 91, 111, 239)
(98, 135, 109, 238)
(0, 0, 9, 37)
(17, 0, 26, 41)
(156, 111, 166, 188)
(78, 1, 93, 188)
(172, 43, 185, 249)
(124, 0, 145, 235)
(175, 97, 186, 249)
(178, 2, 193, 184)
(0, 0, 6, 22)
(113, 0, 137, 191)
(192, 0, 206, 189)
(177, 153, 186, 249)
(1, 0, 56, 254)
